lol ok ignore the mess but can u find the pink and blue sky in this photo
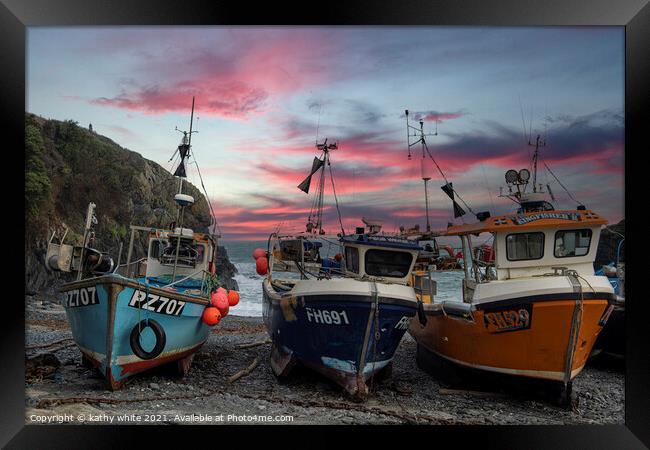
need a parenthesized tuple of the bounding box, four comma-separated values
(27, 27, 624, 240)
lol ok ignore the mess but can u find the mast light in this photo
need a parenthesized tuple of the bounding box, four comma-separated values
(505, 169, 518, 184)
(518, 168, 530, 183)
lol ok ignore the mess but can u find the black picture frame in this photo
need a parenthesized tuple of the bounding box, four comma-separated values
(4, 0, 648, 447)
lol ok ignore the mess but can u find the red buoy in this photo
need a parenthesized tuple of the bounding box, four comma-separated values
(256, 256, 268, 275)
(252, 248, 266, 260)
(202, 307, 222, 326)
(334, 252, 343, 262)
(219, 303, 229, 317)
(228, 290, 240, 307)
(211, 291, 229, 310)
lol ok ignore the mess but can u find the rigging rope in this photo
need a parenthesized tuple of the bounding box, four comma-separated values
(327, 158, 346, 236)
(191, 156, 222, 236)
(542, 160, 582, 205)
(422, 139, 476, 216)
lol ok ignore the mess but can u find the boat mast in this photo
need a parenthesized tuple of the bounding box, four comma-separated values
(174, 97, 197, 210)
(528, 134, 545, 193)
(405, 110, 438, 233)
(170, 97, 197, 282)
(300, 139, 341, 236)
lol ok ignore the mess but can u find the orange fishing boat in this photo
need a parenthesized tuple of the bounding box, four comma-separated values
(409, 167, 617, 404)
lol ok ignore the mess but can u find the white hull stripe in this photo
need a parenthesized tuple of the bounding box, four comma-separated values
(426, 347, 584, 381)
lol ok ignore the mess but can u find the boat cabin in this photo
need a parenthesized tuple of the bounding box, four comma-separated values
(119, 195, 217, 286)
(445, 209, 607, 284)
(145, 228, 215, 280)
(340, 234, 421, 285)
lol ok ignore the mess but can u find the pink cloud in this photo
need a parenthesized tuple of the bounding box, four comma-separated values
(406, 110, 467, 123)
(86, 31, 339, 120)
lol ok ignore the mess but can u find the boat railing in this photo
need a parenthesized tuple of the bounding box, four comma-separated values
(113, 257, 147, 277)
(161, 268, 206, 287)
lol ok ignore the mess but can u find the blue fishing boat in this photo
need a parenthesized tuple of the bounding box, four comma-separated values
(45, 98, 231, 389)
(259, 140, 422, 399)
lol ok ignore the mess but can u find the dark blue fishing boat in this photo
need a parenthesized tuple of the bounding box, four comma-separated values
(260, 140, 421, 399)
(44, 98, 232, 389)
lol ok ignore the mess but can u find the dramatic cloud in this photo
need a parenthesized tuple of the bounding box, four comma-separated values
(28, 27, 624, 239)
(404, 110, 467, 123)
(84, 30, 341, 119)
(91, 82, 268, 118)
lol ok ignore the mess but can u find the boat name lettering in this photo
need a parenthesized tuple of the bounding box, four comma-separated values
(64, 287, 98, 308)
(395, 316, 411, 330)
(306, 307, 350, 325)
(128, 290, 186, 316)
(367, 236, 411, 244)
(483, 304, 532, 333)
(511, 212, 580, 225)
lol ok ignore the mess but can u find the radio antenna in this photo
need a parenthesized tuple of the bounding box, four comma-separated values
(405, 110, 438, 232)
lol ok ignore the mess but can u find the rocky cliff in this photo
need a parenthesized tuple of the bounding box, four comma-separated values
(25, 113, 237, 297)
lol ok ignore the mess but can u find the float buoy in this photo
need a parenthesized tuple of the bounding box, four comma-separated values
(252, 248, 266, 260)
(130, 319, 166, 360)
(256, 256, 268, 275)
(211, 291, 229, 310)
(228, 290, 240, 307)
(202, 307, 222, 326)
(219, 303, 229, 317)
(334, 252, 343, 262)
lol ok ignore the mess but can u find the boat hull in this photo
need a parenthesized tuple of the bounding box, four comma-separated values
(59, 274, 211, 389)
(409, 295, 613, 383)
(262, 278, 416, 399)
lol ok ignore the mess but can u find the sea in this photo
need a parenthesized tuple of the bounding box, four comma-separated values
(222, 240, 465, 318)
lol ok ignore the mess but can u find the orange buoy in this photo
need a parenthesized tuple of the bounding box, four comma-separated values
(252, 248, 266, 260)
(202, 307, 222, 326)
(256, 256, 268, 275)
(228, 290, 240, 307)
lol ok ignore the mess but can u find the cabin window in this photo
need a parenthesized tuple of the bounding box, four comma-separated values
(149, 239, 165, 259)
(505, 232, 545, 261)
(555, 229, 592, 258)
(365, 249, 413, 278)
(345, 246, 359, 274)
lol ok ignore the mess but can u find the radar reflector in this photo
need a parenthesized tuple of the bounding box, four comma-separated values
(505, 169, 518, 184)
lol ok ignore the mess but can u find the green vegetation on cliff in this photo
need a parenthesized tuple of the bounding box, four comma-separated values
(25, 113, 212, 249)
(25, 113, 231, 293)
